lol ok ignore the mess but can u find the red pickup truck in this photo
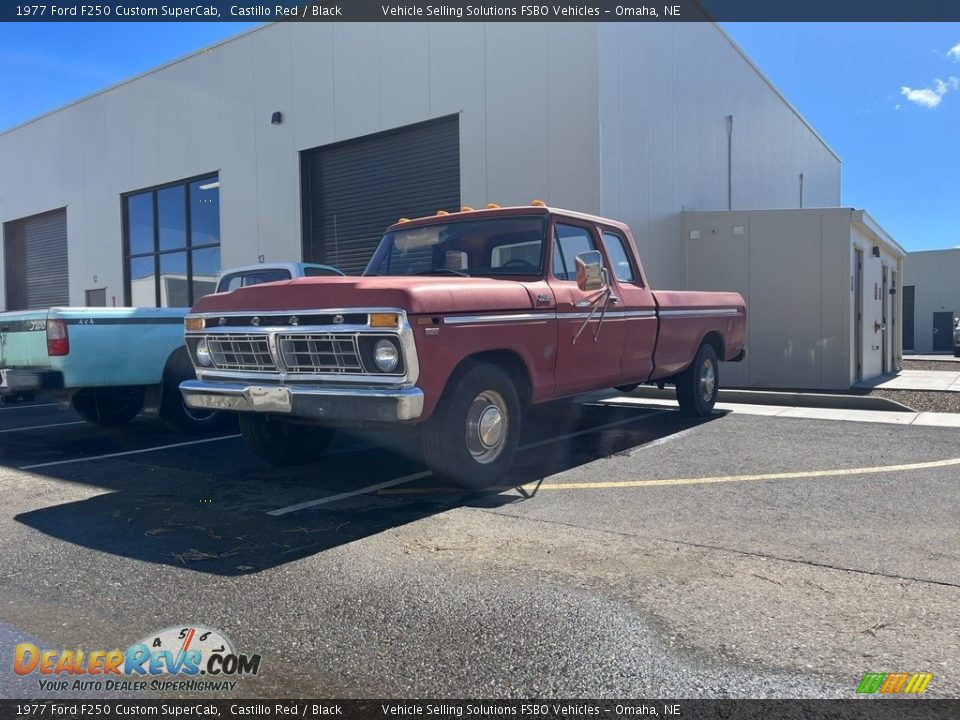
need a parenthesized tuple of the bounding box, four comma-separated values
(180, 206, 746, 488)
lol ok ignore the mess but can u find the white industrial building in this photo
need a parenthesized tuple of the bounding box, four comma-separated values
(0, 21, 902, 389)
(901, 249, 960, 354)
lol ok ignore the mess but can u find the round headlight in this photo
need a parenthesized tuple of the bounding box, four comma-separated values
(195, 338, 213, 367)
(373, 339, 399, 372)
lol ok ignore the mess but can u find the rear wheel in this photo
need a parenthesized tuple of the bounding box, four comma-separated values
(421, 363, 521, 491)
(239, 414, 334, 466)
(160, 348, 231, 435)
(72, 388, 144, 426)
(676, 344, 719, 417)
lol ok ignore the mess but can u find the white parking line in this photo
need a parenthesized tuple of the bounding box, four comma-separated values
(17, 434, 241, 470)
(0, 403, 57, 411)
(267, 408, 668, 515)
(267, 471, 434, 516)
(0, 421, 85, 434)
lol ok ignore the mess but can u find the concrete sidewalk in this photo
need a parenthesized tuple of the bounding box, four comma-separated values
(600, 395, 960, 428)
(857, 369, 960, 392)
(905, 353, 960, 362)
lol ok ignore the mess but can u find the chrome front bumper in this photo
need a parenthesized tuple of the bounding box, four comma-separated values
(179, 379, 424, 422)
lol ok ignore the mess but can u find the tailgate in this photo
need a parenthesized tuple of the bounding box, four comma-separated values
(0, 310, 51, 368)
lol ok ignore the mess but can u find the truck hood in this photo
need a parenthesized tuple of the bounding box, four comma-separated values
(192, 276, 537, 316)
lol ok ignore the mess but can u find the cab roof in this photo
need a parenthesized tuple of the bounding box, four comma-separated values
(384, 204, 632, 235)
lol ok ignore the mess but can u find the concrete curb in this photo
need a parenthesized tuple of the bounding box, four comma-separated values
(623, 386, 914, 413)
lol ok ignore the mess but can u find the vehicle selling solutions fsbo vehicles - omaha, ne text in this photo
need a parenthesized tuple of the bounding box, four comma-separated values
(180, 205, 747, 487)
(0, 263, 343, 433)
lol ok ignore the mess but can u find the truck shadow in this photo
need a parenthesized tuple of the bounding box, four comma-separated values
(14, 401, 720, 577)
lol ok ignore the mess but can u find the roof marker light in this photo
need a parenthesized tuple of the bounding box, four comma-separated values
(531, 199, 546, 207)
(461, 206, 475, 212)
(436, 210, 450, 216)
(397, 217, 410, 223)
(486, 203, 501, 209)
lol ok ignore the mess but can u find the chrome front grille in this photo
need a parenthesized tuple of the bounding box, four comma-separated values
(207, 335, 277, 372)
(277, 334, 364, 374)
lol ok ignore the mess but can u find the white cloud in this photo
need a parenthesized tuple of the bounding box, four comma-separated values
(900, 76, 959, 109)
(949, 43, 960, 61)
(900, 86, 943, 108)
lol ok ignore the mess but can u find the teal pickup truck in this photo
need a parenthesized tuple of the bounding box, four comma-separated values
(0, 262, 342, 433)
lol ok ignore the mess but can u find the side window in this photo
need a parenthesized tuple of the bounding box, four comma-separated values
(551, 224, 597, 281)
(601, 231, 636, 283)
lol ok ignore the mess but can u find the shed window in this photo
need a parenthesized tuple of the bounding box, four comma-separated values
(123, 175, 221, 307)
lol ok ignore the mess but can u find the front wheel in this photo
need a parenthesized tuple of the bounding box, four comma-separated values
(676, 344, 719, 417)
(421, 363, 521, 491)
(238, 414, 334, 466)
(160, 348, 232, 435)
(72, 388, 144, 426)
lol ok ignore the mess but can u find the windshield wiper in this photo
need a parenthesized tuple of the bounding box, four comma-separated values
(418, 268, 470, 277)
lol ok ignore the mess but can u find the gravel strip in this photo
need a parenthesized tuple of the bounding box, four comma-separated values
(866, 389, 960, 414)
(902, 359, 960, 372)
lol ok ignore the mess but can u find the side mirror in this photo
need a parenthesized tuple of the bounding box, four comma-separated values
(575, 250, 606, 291)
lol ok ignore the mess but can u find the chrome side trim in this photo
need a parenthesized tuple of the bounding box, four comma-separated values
(658, 308, 742, 318)
(443, 313, 550, 325)
(443, 309, 657, 324)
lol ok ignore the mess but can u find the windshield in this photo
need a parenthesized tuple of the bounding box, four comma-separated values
(364, 216, 546, 277)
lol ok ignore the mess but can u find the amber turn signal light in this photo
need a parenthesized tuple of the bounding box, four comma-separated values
(370, 313, 400, 328)
(185, 317, 205, 331)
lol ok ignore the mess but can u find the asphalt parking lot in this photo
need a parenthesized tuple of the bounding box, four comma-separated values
(1, 394, 958, 699)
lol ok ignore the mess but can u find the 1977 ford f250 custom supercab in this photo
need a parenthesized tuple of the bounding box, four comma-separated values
(0, 262, 342, 434)
(181, 205, 746, 487)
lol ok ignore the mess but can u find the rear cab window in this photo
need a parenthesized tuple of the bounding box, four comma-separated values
(218, 269, 292, 293)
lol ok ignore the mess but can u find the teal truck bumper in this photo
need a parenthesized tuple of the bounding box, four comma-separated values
(1, 369, 64, 392)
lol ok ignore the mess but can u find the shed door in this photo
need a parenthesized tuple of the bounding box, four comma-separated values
(902, 285, 914, 351)
(933, 311, 954, 352)
(4, 208, 69, 311)
(301, 116, 460, 275)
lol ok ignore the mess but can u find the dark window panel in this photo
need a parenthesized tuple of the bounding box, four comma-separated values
(129, 255, 158, 308)
(127, 192, 154, 256)
(190, 179, 220, 248)
(157, 185, 187, 252)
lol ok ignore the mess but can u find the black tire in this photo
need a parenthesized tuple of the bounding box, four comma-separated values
(615, 383, 640, 393)
(160, 348, 232, 435)
(72, 388, 144, 426)
(421, 362, 522, 491)
(676, 344, 719, 417)
(239, 414, 334, 466)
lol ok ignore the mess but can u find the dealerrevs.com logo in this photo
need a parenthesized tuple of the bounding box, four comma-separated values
(13, 625, 261, 693)
(856, 672, 933, 695)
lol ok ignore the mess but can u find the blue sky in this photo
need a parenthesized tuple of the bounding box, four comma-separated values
(722, 23, 960, 251)
(1, 22, 958, 251)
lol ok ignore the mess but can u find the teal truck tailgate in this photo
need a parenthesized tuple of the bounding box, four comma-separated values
(0, 310, 51, 368)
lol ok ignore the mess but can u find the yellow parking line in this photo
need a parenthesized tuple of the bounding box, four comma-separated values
(379, 456, 960, 495)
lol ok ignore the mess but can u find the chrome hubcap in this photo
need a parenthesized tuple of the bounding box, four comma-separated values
(465, 390, 508, 464)
(699, 359, 716, 403)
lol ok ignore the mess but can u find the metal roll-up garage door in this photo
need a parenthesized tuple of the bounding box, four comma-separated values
(301, 115, 460, 274)
(3, 208, 69, 310)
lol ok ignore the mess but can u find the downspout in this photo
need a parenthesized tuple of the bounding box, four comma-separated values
(726, 114, 734, 210)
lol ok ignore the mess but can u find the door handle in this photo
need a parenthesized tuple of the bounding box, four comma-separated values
(609, 296, 621, 304)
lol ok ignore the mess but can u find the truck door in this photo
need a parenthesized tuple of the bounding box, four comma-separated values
(548, 221, 627, 397)
(598, 228, 658, 383)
